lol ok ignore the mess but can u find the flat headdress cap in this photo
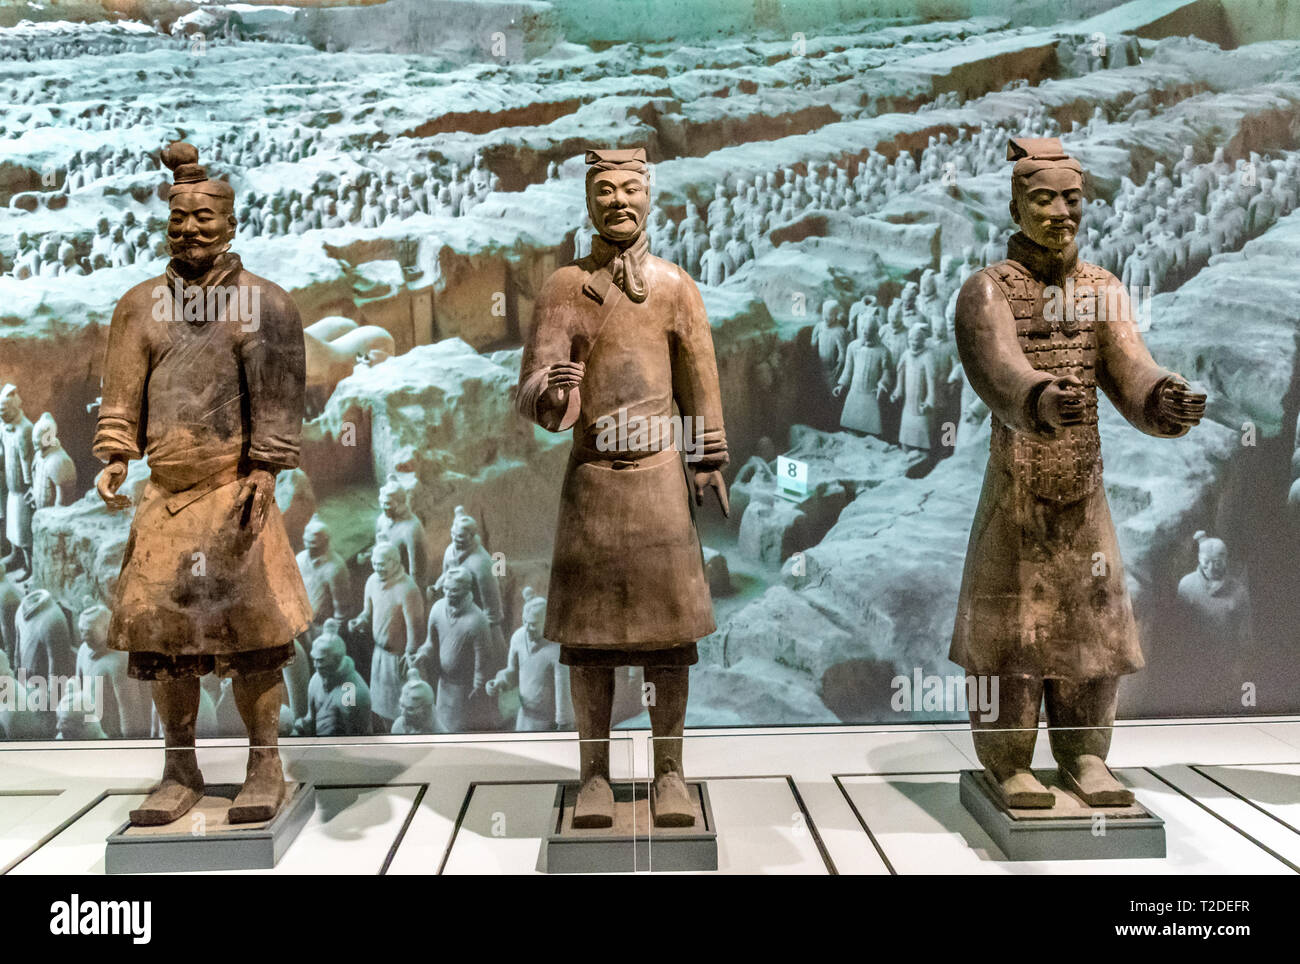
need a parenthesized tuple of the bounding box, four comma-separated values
(585, 147, 648, 176)
(1007, 137, 1082, 180)
(161, 140, 235, 201)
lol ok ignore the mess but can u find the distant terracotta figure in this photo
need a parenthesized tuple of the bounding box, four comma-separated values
(485, 587, 574, 731)
(349, 540, 424, 731)
(293, 620, 372, 737)
(516, 148, 729, 828)
(0, 385, 34, 579)
(29, 413, 78, 509)
(372, 475, 432, 595)
(415, 565, 492, 733)
(1176, 531, 1253, 649)
(75, 604, 152, 740)
(951, 138, 1205, 809)
(891, 323, 936, 452)
(94, 141, 312, 826)
(833, 315, 891, 437)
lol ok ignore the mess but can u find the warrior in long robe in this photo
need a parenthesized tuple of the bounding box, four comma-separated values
(950, 138, 1205, 808)
(515, 148, 729, 828)
(94, 142, 312, 825)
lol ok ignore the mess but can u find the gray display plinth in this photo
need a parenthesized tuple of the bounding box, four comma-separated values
(105, 782, 315, 874)
(542, 781, 717, 873)
(959, 770, 1165, 861)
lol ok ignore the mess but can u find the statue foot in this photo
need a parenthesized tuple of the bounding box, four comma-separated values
(986, 768, 1055, 809)
(651, 770, 696, 828)
(1060, 754, 1134, 807)
(130, 776, 204, 826)
(572, 774, 615, 829)
(228, 750, 286, 824)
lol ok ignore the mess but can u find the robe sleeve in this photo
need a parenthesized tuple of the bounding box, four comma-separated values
(1092, 270, 1187, 438)
(671, 267, 728, 471)
(472, 615, 490, 691)
(516, 272, 580, 432)
(554, 660, 574, 730)
(836, 345, 856, 392)
(239, 285, 306, 470)
(954, 270, 1054, 436)
(402, 585, 425, 658)
(93, 293, 151, 462)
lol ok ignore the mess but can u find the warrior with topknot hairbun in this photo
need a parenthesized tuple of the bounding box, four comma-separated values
(93, 139, 310, 828)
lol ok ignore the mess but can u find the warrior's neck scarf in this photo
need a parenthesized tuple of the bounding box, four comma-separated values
(583, 231, 649, 304)
(1006, 231, 1078, 287)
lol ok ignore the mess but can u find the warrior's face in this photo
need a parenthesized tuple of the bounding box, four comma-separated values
(587, 169, 649, 244)
(304, 526, 329, 556)
(1013, 167, 1083, 252)
(380, 490, 408, 520)
(451, 519, 475, 552)
(1199, 542, 1228, 582)
(311, 642, 344, 685)
(0, 393, 18, 424)
(372, 545, 401, 581)
(167, 192, 236, 273)
(524, 603, 546, 640)
(78, 609, 109, 652)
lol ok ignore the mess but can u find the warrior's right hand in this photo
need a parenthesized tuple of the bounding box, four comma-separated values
(1037, 375, 1087, 430)
(546, 361, 585, 390)
(95, 459, 131, 511)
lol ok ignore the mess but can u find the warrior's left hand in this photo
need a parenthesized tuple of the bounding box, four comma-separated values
(693, 469, 730, 518)
(1156, 377, 1206, 430)
(233, 468, 276, 544)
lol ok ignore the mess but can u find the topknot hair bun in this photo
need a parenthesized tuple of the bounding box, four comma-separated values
(161, 141, 199, 172)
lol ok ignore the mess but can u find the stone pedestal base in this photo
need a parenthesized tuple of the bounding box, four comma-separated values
(959, 769, 1165, 860)
(105, 782, 315, 874)
(542, 780, 717, 873)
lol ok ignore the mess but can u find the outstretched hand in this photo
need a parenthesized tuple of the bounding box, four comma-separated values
(1037, 375, 1087, 430)
(1155, 377, 1206, 431)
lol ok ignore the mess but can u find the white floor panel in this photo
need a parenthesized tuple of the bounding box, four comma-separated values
(2, 719, 1298, 874)
(1151, 765, 1300, 870)
(837, 768, 1295, 875)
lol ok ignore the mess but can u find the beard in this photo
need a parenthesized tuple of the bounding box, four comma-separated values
(168, 235, 229, 273)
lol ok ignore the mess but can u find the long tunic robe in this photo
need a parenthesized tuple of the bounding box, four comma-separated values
(359, 570, 424, 722)
(1, 414, 34, 547)
(836, 340, 891, 436)
(491, 625, 573, 731)
(420, 595, 491, 733)
(93, 254, 313, 655)
(950, 233, 1185, 680)
(516, 232, 728, 651)
(894, 347, 937, 450)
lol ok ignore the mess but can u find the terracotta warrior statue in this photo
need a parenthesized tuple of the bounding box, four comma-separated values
(94, 141, 313, 825)
(950, 138, 1205, 809)
(515, 148, 729, 828)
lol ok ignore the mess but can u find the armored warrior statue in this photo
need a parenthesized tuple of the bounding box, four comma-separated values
(515, 148, 729, 828)
(951, 138, 1205, 809)
(94, 142, 313, 825)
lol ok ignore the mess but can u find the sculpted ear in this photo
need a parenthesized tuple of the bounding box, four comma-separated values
(1008, 198, 1020, 225)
